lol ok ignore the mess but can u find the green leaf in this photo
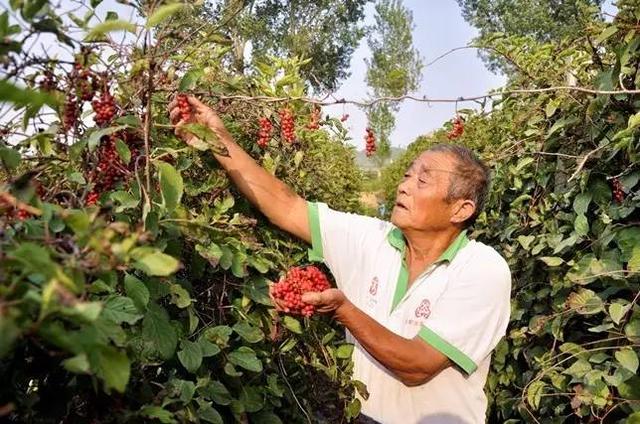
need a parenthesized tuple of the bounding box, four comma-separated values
(146, 3, 186, 28)
(615, 348, 639, 374)
(205, 381, 232, 405)
(626, 412, 640, 424)
(179, 69, 204, 91)
(178, 340, 203, 373)
(574, 214, 589, 237)
(0, 80, 58, 108)
(85, 19, 136, 41)
(142, 303, 177, 360)
(517, 235, 535, 250)
(573, 192, 592, 215)
(115, 139, 131, 164)
(96, 346, 130, 393)
(156, 162, 183, 212)
(140, 406, 176, 424)
(251, 411, 283, 424)
(0, 147, 21, 169)
(87, 125, 128, 151)
(205, 325, 233, 347)
(628, 246, 640, 272)
(181, 123, 227, 154)
(282, 316, 302, 334)
(617, 227, 640, 261)
(62, 353, 90, 374)
(101, 296, 143, 324)
(169, 283, 191, 308)
(563, 359, 592, 378)
(336, 344, 354, 359)
(539, 256, 564, 267)
(65, 209, 90, 235)
(124, 274, 149, 311)
(526, 380, 545, 410)
(197, 403, 223, 424)
(132, 248, 180, 276)
(629, 111, 640, 129)
(596, 25, 618, 44)
(198, 337, 220, 357)
(228, 346, 263, 372)
(111, 191, 139, 212)
(0, 316, 20, 358)
(625, 318, 640, 343)
(233, 322, 264, 343)
(567, 289, 604, 315)
(609, 303, 629, 325)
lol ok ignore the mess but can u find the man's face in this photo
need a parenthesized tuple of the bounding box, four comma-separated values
(390, 151, 459, 232)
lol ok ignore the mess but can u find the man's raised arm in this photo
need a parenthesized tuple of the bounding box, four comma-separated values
(169, 95, 310, 243)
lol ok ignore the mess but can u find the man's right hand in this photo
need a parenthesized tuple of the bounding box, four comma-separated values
(168, 95, 227, 146)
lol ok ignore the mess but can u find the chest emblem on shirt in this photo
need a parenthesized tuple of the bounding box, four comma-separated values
(369, 277, 379, 296)
(415, 299, 431, 319)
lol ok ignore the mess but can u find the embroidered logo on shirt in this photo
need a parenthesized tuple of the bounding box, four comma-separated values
(368, 277, 379, 296)
(415, 299, 431, 319)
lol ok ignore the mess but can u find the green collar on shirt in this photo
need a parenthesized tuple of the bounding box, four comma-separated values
(387, 228, 469, 312)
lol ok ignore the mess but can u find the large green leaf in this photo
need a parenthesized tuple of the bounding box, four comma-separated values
(228, 347, 263, 372)
(124, 273, 150, 311)
(615, 348, 639, 374)
(96, 346, 130, 393)
(142, 303, 177, 360)
(132, 247, 180, 276)
(177, 340, 203, 373)
(156, 162, 183, 212)
(85, 19, 136, 41)
(233, 322, 264, 343)
(101, 295, 142, 325)
(146, 3, 187, 28)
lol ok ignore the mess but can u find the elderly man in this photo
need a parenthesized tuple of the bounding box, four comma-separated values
(169, 96, 511, 424)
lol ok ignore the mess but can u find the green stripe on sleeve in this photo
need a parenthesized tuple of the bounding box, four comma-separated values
(307, 202, 324, 262)
(418, 326, 478, 375)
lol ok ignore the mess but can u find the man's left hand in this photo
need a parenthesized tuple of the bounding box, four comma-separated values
(301, 288, 349, 314)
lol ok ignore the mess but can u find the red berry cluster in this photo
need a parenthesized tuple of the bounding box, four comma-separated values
(365, 127, 376, 157)
(73, 63, 97, 102)
(86, 191, 99, 206)
(612, 177, 625, 203)
(306, 106, 321, 130)
(62, 97, 80, 132)
(279, 108, 295, 143)
(92, 91, 117, 127)
(38, 70, 57, 92)
(177, 94, 191, 122)
(86, 131, 141, 200)
(270, 265, 331, 317)
(257, 117, 272, 148)
(447, 116, 464, 140)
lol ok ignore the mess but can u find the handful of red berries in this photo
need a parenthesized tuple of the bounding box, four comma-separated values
(279, 108, 296, 143)
(270, 265, 331, 317)
(176, 94, 191, 122)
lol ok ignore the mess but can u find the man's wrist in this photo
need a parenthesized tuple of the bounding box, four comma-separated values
(334, 299, 356, 323)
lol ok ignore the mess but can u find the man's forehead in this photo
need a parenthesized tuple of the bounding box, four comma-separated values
(409, 151, 455, 171)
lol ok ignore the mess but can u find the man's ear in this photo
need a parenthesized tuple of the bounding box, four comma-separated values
(450, 198, 475, 225)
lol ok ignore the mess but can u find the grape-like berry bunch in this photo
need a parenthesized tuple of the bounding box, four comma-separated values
(307, 106, 320, 130)
(258, 117, 272, 148)
(92, 91, 116, 126)
(447, 116, 464, 140)
(270, 265, 331, 317)
(612, 177, 625, 203)
(279, 108, 295, 143)
(365, 127, 376, 157)
(177, 94, 191, 122)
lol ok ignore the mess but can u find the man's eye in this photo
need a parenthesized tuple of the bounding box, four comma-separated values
(403, 173, 411, 178)
(418, 179, 427, 184)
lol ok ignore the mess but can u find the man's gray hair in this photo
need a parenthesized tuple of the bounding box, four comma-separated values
(428, 144, 491, 227)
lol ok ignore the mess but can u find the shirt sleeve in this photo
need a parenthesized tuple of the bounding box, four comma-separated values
(418, 251, 512, 375)
(307, 201, 389, 296)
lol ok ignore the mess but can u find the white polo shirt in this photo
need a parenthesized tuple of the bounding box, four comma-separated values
(307, 202, 511, 424)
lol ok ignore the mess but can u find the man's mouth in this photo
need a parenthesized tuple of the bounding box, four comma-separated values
(395, 201, 407, 210)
